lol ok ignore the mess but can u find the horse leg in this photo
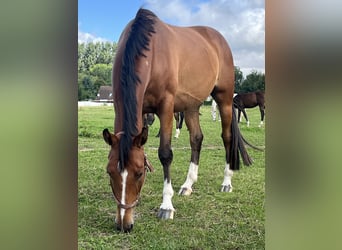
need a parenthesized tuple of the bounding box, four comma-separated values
(179, 110, 203, 196)
(174, 112, 181, 138)
(259, 105, 265, 127)
(215, 100, 236, 192)
(157, 104, 176, 219)
(179, 112, 184, 129)
(211, 100, 218, 121)
(237, 109, 241, 123)
(241, 108, 249, 127)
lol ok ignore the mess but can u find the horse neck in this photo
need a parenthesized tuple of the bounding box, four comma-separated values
(113, 83, 145, 135)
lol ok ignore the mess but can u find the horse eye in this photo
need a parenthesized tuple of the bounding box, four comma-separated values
(135, 172, 144, 179)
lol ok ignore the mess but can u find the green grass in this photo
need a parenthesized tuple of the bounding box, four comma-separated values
(78, 105, 265, 249)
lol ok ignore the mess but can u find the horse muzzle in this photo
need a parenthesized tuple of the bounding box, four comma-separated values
(115, 221, 134, 233)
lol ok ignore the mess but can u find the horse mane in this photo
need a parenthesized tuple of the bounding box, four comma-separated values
(119, 8, 156, 169)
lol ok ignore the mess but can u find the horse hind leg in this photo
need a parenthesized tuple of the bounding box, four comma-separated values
(218, 101, 253, 192)
(221, 163, 234, 192)
(237, 109, 242, 123)
(179, 110, 203, 196)
(241, 109, 249, 127)
(217, 103, 235, 192)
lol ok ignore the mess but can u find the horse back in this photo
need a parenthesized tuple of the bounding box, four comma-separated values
(144, 20, 234, 111)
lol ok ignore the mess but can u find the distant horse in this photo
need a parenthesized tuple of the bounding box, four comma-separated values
(102, 9, 253, 232)
(148, 112, 184, 138)
(173, 112, 184, 138)
(233, 91, 265, 127)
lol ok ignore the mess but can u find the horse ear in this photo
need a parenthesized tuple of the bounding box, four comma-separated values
(134, 126, 148, 147)
(103, 129, 117, 146)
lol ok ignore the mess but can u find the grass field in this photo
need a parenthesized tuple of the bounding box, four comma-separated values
(78, 104, 265, 249)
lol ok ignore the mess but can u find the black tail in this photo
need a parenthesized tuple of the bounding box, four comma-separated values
(229, 106, 253, 170)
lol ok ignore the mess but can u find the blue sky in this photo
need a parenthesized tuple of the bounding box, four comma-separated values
(78, 0, 265, 76)
(78, 1, 147, 42)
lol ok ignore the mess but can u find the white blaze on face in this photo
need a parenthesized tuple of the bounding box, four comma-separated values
(120, 169, 128, 223)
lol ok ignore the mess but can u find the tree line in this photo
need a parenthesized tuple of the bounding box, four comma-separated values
(78, 42, 265, 100)
(78, 42, 117, 100)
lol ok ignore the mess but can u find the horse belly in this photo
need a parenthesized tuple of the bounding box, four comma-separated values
(173, 91, 207, 112)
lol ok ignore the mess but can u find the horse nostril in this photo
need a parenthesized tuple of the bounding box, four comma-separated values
(123, 224, 134, 233)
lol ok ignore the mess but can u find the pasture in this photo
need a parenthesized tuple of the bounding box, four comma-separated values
(78, 104, 265, 249)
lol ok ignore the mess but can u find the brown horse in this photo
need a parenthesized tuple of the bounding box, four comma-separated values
(233, 91, 265, 127)
(103, 8, 252, 232)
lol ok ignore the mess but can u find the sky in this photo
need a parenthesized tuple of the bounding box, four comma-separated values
(78, 0, 265, 76)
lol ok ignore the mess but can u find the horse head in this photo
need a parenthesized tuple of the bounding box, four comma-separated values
(103, 127, 151, 232)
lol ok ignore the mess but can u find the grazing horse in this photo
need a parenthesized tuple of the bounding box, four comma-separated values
(233, 91, 265, 127)
(102, 8, 252, 232)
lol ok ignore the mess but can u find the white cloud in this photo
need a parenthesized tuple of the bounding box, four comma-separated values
(78, 23, 108, 43)
(146, 0, 265, 76)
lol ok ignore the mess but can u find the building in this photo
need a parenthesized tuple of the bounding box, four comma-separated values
(95, 86, 113, 102)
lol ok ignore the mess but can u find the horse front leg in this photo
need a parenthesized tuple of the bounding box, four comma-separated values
(157, 106, 175, 220)
(179, 110, 203, 196)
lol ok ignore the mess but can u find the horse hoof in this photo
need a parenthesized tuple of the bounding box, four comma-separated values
(221, 185, 233, 192)
(158, 209, 174, 220)
(178, 187, 192, 196)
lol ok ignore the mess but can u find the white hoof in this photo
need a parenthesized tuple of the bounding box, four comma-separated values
(178, 187, 193, 196)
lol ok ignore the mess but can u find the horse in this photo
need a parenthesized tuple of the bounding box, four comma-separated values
(173, 112, 184, 138)
(147, 112, 185, 138)
(233, 91, 265, 127)
(102, 8, 253, 232)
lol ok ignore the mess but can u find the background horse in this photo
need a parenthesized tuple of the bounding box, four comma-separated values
(147, 112, 185, 138)
(103, 8, 253, 232)
(233, 91, 265, 127)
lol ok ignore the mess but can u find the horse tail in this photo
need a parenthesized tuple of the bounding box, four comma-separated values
(119, 9, 156, 168)
(229, 105, 253, 170)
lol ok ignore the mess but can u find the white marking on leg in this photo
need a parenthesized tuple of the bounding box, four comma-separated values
(221, 163, 234, 192)
(259, 120, 264, 127)
(120, 169, 128, 223)
(247, 120, 250, 127)
(160, 180, 175, 212)
(174, 128, 180, 138)
(179, 162, 198, 195)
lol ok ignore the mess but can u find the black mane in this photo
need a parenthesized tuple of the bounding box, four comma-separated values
(119, 8, 156, 168)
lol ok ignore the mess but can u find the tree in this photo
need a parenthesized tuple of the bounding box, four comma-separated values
(78, 41, 117, 73)
(239, 71, 265, 93)
(90, 64, 112, 86)
(78, 41, 117, 100)
(234, 66, 244, 93)
(78, 73, 97, 100)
